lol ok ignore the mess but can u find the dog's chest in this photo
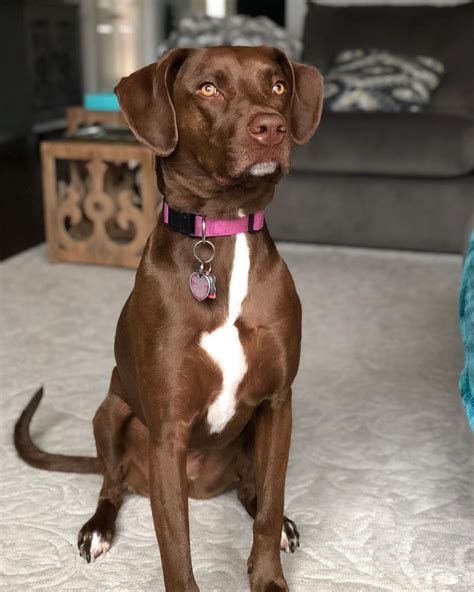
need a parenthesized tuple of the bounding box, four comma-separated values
(199, 233, 250, 434)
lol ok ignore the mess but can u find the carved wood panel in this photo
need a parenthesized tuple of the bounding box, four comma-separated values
(41, 140, 161, 268)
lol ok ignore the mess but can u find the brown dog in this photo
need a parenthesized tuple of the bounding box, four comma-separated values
(15, 45, 323, 591)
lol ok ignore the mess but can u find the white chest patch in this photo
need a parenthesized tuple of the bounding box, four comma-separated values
(200, 232, 250, 434)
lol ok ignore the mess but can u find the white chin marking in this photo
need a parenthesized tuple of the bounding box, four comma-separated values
(248, 161, 278, 176)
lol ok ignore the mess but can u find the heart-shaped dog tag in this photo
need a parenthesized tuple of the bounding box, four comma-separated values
(189, 271, 211, 301)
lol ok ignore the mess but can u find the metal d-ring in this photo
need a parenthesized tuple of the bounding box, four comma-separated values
(193, 217, 215, 264)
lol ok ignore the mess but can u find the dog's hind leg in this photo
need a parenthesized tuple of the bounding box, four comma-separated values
(78, 473, 125, 562)
(78, 371, 132, 563)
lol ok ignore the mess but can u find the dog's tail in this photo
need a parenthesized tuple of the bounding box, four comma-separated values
(14, 388, 102, 474)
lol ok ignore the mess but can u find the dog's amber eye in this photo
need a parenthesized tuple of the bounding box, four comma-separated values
(272, 81, 286, 96)
(199, 83, 218, 97)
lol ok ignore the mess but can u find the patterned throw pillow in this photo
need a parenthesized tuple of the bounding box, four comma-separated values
(157, 14, 302, 60)
(324, 49, 444, 113)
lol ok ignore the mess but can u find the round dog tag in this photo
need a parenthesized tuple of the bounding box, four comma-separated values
(189, 271, 211, 301)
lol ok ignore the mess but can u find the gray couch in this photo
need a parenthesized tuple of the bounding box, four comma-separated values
(268, 1, 474, 253)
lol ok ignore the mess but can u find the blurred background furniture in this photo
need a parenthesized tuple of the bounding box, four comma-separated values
(41, 130, 160, 268)
(2, 0, 82, 134)
(268, 2, 474, 253)
(0, 0, 83, 260)
(1, 0, 473, 262)
(66, 106, 126, 134)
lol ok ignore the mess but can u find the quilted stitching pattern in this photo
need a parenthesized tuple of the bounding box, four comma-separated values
(1, 245, 472, 591)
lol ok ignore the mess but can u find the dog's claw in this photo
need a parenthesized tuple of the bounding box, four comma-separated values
(247, 557, 254, 575)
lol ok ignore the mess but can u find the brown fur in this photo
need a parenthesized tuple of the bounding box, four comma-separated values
(14, 46, 323, 591)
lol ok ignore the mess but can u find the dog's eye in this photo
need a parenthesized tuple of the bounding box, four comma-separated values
(272, 81, 286, 96)
(199, 83, 219, 97)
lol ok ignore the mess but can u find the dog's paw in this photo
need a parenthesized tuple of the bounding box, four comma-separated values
(248, 555, 289, 591)
(281, 517, 300, 553)
(250, 573, 289, 592)
(78, 526, 112, 563)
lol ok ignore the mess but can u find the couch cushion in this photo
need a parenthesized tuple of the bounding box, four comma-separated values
(291, 111, 474, 177)
(302, 2, 474, 118)
(323, 49, 445, 113)
(268, 172, 474, 253)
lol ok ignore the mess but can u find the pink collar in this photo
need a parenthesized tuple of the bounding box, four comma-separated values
(163, 201, 265, 238)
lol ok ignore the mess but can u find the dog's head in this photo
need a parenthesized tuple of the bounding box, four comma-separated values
(115, 46, 323, 200)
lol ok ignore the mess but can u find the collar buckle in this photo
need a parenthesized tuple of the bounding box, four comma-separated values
(248, 213, 256, 234)
(166, 207, 196, 236)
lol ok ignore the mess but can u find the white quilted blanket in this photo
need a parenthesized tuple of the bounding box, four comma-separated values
(1, 244, 472, 591)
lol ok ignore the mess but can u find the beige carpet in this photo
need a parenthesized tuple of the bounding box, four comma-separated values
(1, 244, 472, 591)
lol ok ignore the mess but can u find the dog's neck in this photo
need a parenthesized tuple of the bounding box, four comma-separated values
(156, 155, 281, 219)
(149, 158, 279, 305)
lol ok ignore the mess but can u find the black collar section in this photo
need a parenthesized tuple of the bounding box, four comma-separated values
(165, 204, 197, 236)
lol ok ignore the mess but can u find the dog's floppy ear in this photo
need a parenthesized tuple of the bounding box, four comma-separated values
(114, 48, 189, 156)
(290, 61, 324, 145)
(267, 46, 324, 145)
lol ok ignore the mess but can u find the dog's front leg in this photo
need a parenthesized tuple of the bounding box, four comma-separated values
(248, 391, 292, 592)
(148, 421, 199, 592)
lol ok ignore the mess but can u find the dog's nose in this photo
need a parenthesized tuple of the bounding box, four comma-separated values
(247, 113, 286, 147)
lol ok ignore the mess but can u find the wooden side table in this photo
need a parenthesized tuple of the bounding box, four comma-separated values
(66, 106, 126, 133)
(41, 135, 161, 268)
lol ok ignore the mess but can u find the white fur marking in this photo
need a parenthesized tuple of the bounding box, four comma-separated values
(90, 531, 110, 562)
(249, 161, 278, 176)
(202, 232, 250, 434)
(281, 529, 290, 553)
